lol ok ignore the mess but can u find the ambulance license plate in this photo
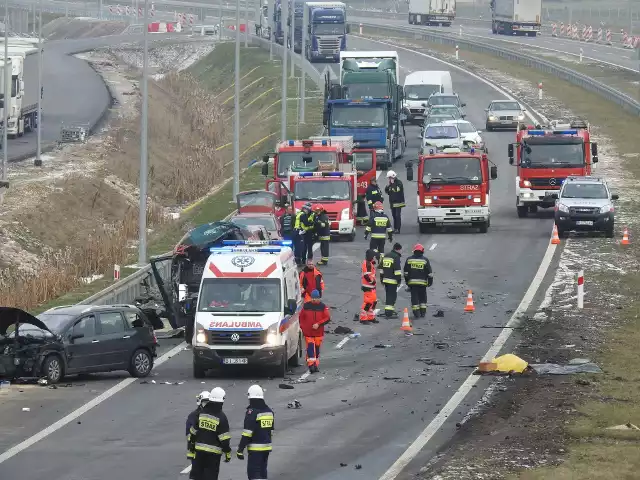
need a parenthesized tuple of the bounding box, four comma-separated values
(576, 220, 593, 226)
(223, 358, 248, 365)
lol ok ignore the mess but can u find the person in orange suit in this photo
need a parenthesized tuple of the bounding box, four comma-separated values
(299, 260, 324, 302)
(360, 249, 378, 324)
(299, 290, 331, 374)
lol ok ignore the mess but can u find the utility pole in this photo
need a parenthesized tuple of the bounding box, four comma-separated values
(35, 0, 42, 166)
(289, 0, 294, 77)
(300, 4, 306, 123)
(244, 0, 248, 47)
(218, 0, 223, 40)
(2, 0, 9, 191)
(280, 0, 288, 140)
(137, 0, 149, 266)
(233, 0, 240, 198)
(269, 0, 273, 60)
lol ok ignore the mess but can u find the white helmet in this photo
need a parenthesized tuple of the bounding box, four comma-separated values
(248, 384, 264, 399)
(387, 170, 397, 178)
(209, 387, 226, 403)
(197, 390, 210, 405)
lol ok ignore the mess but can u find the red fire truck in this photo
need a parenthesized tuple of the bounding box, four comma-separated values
(508, 120, 598, 218)
(416, 147, 497, 233)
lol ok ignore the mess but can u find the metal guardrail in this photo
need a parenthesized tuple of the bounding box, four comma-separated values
(73, 33, 323, 307)
(353, 21, 640, 117)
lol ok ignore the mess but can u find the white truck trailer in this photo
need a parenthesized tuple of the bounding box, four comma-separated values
(408, 0, 456, 27)
(0, 41, 39, 138)
(490, 0, 541, 36)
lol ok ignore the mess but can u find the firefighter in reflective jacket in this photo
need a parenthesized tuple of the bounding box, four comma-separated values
(299, 203, 316, 263)
(293, 209, 305, 265)
(364, 201, 393, 257)
(299, 289, 331, 373)
(299, 260, 324, 301)
(380, 243, 403, 318)
(187, 391, 210, 479)
(360, 249, 378, 324)
(403, 244, 433, 318)
(384, 171, 405, 234)
(190, 387, 232, 480)
(313, 205, 331, 265)
(364, 177, 384, 222)
(236, 385, 275, 479)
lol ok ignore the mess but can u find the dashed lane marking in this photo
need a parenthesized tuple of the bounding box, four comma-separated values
(181, 465, 191, 475)
(335, 337, 350, 349)
(429, 243, 437, 250)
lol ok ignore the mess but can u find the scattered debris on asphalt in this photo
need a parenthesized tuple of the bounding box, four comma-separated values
(340, 462, 347, 467)
(530, 362, 602, 375)
(334, 326, 353, 334)
(287, 399, 302, 409)
(433, 310, 444, 317)
(279, 383, 294, 389)
(349, 333, 361, 339)
(22, 407, 30, 412)
(374, 344, 393, 348)
(434, 342, 449, 349)
(37, 378, 48, 386)
(355, 464, 362, 470)
(417, 358, 445, 365)
(477, 354, 530, 374)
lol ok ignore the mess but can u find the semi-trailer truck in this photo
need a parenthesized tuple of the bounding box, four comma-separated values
(304, 1, 348, 63)
(408, 0, 456, 27)
(490, 0, 541, 36)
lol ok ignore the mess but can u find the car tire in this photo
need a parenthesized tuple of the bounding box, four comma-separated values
(605, 225, 615, 238)
(517, 205, 528, 218)
(42, 354, 64, 384)
(558, 228, 568, 239)
(478, 221, 489, 233)
(346, 231, 356, 242)
(290, 333, 303, 367)
(193, 359, 207, 379)
(486, 125, 493, 132)
(419, 222, 430, 234)
(129, 349, 153, 378)
(276, 345, 288, 378)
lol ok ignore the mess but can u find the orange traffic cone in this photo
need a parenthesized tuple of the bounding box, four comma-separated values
(464, 290, 475, 312)
(400, 308, 412, 332)
(622, 227, 630, 245)
(551, 225, 561, 245)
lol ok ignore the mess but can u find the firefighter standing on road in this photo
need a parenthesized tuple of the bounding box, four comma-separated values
(360, 249, 378, 324)
(313, 205, 331, 265)
(364, 201, 393, 257)
(186, 391, 210, 480)
(236, 385, 275, 479)
(384, 171, 406, 234)
(365, 177, 384, 221)
(190, 387, 232, 480)
(299, 203, 316, 263)
(403, 244, 434, 318)
(300, 260, 324, 302)
(293, 208, 305, 265)
(299, 289, 331, 373)
(380, 243, 403, 318)
(280, 202, 295, 243)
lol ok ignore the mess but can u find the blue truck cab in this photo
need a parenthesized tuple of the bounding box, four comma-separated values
(304, 1, 348, 63)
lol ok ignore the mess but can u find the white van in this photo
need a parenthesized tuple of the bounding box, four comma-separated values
(192, 240, 304, 378)
(403, 71, 453, 124)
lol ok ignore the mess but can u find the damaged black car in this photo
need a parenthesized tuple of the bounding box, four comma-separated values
(0, 305, 158, 384)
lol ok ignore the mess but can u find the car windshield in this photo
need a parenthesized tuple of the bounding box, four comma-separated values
(405, 84, 441, 100)
(198, 278, 282, 312)
(352, 151, 374, 171)
(343, 83, 391, 99)
(426, 115, 455, 124)
(491, 101, 520, 111)
(277, 151, 337, 177)
(561, 183, 608, 199)
(294, 179, 351, 201)
(521, 143, 585, 168)
(36, 312, 77, 334)
(429, 107, 461, 118)
(429, 96, 459, 106)
(425, 126, 459, 139)
(230, 216, 278, 231)
(451, 122, 475, 133)
(331, 105, 387, 128)
(422, 157, 483, 184)
(313, 23, 344, 35)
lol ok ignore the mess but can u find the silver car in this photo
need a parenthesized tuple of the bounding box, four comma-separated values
(421, 122, 463, 152)
(419, 113, 456, 138)
(553, 176, 618, 238)
(485, 100, 526, 130)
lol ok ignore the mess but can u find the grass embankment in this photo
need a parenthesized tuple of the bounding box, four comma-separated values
(355, 30, 640, 479)
(23, 43, 323, 313)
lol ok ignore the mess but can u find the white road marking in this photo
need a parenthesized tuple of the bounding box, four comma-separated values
(0, 342, 188, 465)
(378, 230, 557, 479)
(297, 371, 311, 382)
(181, 465, 191, 474)
(429, 243, 437, 250)
(335, 336, 350, 349)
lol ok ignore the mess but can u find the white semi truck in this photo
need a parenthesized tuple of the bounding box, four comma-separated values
(490, 0, 541, 36)
(0, 41, 40, 138)
(408, 0, 456, 27)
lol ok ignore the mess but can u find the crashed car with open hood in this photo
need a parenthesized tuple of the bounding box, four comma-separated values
(0, 307, 65, 383)
(150, 221, 266, 343)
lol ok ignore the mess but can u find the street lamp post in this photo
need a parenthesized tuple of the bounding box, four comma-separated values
(137, 0, 149, 266)
(2, 0, 9, 189)
(300, 5, 306, 123)
(280, 0, 288, 140)
(218, 0, 222, 40)
(35, 0, 42, 166)
(244, 0, 248, 47)
(233, 0, 240, 198)
(289, 0, 294, 77)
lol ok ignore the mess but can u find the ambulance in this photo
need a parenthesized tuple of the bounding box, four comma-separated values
(192, 240, 304, 378)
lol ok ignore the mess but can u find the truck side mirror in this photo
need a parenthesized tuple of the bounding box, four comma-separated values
(307, 25, 311, 33)
(178, 284, 187, 302)
(592, 155, 598, 163)
(507, 144, 514, 158)
(302, 155, 312, 164)
(286, 299, 297, 315)
(490, 166, 497, 179)
(261, 162, 269, 176)
(262, 155, 270, 163)
(461, 102, 466, 107)
(346, 24, 351, 33)
(346, 154, 353, 163)
(322, 109, 328, 126)
(591, 143, 598, 156)
(422, 173, 432, 185)
(611, 194, 619, 200)
(405, 160, 413, 181)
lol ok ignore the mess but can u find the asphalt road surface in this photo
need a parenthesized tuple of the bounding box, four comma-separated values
(0, 34, 555, 480)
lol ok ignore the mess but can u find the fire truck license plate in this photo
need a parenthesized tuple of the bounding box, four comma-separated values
(501, 120, 511, 124)
(223, 358, 248, 365)
(576, 221, 593, 226)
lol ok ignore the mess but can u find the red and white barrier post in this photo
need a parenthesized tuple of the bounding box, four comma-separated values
(538, 82, 542, 100)
(114, 264, 121, 282)
(606, 29, 612, 44)
(579, 47, 583, 62)
(459, 24, 462, 36)
(455, 44, 459, 60)
(577, 270, 584, 309)
(359, 23, 362, 34)
(551, 23, 557, 37)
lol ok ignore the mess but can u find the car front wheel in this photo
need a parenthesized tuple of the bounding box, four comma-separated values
(129, 349, 153, 377)
(42, 354, 64, 384)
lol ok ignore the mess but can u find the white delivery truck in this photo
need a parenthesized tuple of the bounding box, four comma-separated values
(490, 0, 541, 36)
(408, 0, 456, 27)
(403, 71, 453, 124)
(0, 41, 39, 138)
(192, 240, 304, 378)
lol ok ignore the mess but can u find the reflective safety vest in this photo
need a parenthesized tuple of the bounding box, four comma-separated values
(238, 405, 275, 452)
(191, 408, 232, 456)
(403, 254, 433, 287)
(365, 211, 392, 239)
(381, 250, 402, 285)
(294, 211, 304, 230)
(361, 259, 376, 290)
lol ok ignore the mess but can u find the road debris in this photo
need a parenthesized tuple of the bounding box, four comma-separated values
(287, 399, 302, 409)
(530, 362, 602, 375)
(417, 358, 445, 365)
(279, 383, 294, 389)
(433, 309, 444, 317)
(383, 376, 403, 380)
(340, 462, 347, 467)
(434, 342, 449, 349)
(334, 326, 353, 334)
(477, 354, 530, 374)
(355, 464, 362, 470)
(22, 407, 30, 412)
(374, 344, 393, 348)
